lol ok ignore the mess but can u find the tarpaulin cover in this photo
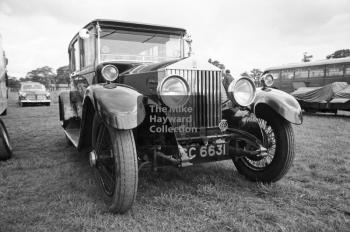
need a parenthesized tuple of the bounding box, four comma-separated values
(334, 85, 350, 99)
(291, 82, 349, 102)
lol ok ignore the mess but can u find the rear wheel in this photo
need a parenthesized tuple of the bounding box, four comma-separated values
(233, 107, 295, 182)
(0, 119, 13, 161)
(92, 113, 138, 214)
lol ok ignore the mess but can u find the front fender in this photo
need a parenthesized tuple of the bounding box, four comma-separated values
(253, 88, 303, 124)
(85, 84, 146, 129)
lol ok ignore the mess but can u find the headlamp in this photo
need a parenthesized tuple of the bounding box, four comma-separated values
(157, 75, 190, 108)
(101, 65, 119, 82)
(228, 77, 256, 107)
(262, 74, 274, 87)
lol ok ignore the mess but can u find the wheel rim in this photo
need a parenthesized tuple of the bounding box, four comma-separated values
(95, 123, 115, 197)
(241, 118, 277, 171)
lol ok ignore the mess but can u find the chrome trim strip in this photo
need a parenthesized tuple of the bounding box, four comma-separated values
(64, 130, 78, 148)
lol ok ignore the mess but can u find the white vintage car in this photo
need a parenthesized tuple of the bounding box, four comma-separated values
(18, 81, 51, 106)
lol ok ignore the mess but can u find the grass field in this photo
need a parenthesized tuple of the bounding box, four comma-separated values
(0, 92, 349, 232)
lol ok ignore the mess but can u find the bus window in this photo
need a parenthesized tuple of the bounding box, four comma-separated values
(281, 69, 294, 79)
(326, 64, 344, 77)
(344, 64, 350, 75)
(294, 68, 309, 78)
(309, 67, 324, 78)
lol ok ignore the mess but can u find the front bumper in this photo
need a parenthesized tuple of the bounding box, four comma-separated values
(153, 127, 267, 167)
(20, 99, 51, 103)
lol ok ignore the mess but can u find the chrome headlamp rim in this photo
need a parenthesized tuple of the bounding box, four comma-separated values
(101, 64, 119, 82)
(261, 73, 274, 87)
(228, 77, 256, 107)
(157, 75, 190, 108)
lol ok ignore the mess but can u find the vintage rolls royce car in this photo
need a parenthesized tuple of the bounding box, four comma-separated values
(18, 81, 51, 106)
(59, 19, 302, 213)
(0, 34, 12, 160)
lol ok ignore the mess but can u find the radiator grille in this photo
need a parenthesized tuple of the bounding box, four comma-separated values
(165, 69, 222, 129)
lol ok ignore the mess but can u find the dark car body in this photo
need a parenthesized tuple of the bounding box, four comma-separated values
(0, 34, 12, 160)
(59, 19, 302, 213)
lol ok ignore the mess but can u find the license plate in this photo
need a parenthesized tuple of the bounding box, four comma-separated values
(27, 95, 35, 100)
(187, 143, 228, 159)
(37, 95, 45, 100)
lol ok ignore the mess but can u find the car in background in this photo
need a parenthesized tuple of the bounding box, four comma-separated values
(18, 81, 51, 106)
(0, 33, 12, 160)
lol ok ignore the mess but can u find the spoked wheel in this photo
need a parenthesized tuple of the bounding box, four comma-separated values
(0, 119, 13, 161)
(92, 113, 138, 214)
(233, 108, 295, 182)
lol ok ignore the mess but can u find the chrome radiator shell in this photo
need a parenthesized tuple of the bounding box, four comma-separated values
(165, 69, 222, 129)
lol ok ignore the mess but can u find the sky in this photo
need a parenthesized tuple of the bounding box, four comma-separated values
(0, 0, 349, 78)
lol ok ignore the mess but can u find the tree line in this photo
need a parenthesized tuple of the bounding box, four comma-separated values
(8, 65, 70, 90)
(8, 48, 349, 90)
(208, 58, 262, 84)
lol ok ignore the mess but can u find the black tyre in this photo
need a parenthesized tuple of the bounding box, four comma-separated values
(233, 108, 295, 182)
(92, 113, 138, 214)
(0, 119, 13, 161)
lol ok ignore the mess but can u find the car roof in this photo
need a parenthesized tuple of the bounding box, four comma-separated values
(69, 19, 187, 49)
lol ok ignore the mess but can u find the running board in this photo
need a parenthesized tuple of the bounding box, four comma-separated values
(64, 128, 80, 148)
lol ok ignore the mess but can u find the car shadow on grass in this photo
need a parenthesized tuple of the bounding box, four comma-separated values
(137, 162, 277, 200)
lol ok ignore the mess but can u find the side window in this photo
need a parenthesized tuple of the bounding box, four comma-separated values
(69, 49, 74, 72)
(326, 64, 344, 77)
(309, 67, 324, 78)
(0, 38, 3, 69)
(345, 64, 350, 75)
(281, 69, 294, 80)
(0, 53, 4, 70)
(73, 40, 80, 71)
(294, 68, 309, 78)
(82, 28, 95, 67)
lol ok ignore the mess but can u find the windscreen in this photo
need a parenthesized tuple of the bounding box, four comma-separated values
(22, 84, 45, 91)
(100, 29, 183, 63)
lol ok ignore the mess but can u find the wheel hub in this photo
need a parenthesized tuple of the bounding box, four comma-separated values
(89, 150, 97, 167)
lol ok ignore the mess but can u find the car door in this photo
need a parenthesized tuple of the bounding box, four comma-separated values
(70, 28, 97, 119)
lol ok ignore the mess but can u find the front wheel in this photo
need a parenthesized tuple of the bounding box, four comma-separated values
(0, 119, 13, 161)
(233, 108, 295, 182)
(92, 113, 138, 214)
